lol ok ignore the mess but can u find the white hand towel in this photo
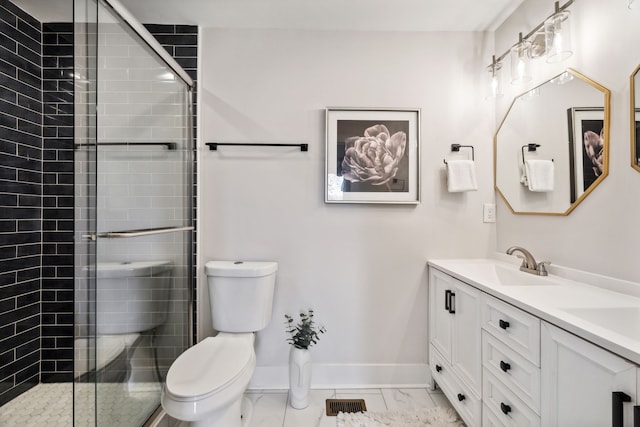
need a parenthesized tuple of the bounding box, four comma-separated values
(446, 160, 478, 192)
(524, 159, 554, 192)
(520, 166, 529, 187)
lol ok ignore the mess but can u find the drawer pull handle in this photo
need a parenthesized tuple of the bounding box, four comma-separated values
(500, 360, 511, 372)
(499, 319, 510, 330)
(612, 391, 632, 427)
(435, 364, 442, 372)
(444, 290, 456, 314)
(500, 402, 512, 415)
(457, 393, 465, 402)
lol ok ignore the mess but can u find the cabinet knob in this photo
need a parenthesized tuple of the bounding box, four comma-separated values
(457, 393, 466, 402)
(499, 360, 511, 372)
(500, 402, 512, 415)
(435, 364, 442, 372)
(499, 319, 510, 330)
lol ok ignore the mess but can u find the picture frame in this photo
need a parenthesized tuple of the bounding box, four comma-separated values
(567, 107, 604, 203)
(634, 109, 640, 166)
(325, 107, 420, 204)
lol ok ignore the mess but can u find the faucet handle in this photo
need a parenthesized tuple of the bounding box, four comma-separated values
(537, 261, 551, 276)
(514, 254, 528, 268)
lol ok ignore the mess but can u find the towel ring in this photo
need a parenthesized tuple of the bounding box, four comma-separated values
(521, 143, 554, 164)
(444, 144, 475, 164)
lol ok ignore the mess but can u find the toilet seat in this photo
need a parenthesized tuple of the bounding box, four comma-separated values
(165, 333, 255, 402)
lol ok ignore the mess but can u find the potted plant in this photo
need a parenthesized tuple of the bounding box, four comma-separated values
(284, 309, 326, 409)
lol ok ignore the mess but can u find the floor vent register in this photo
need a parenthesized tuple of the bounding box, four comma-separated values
(325, 399, 367, 416)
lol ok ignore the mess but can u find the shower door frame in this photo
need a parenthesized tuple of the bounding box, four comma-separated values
(74, 0, 196, 424)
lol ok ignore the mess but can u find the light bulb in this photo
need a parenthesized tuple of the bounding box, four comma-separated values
(510, 35, 532, 85)
(487, 57, 503, 99)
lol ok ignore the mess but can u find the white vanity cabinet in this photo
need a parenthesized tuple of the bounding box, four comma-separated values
(428, 262, 640, 427)
(541, 322, 640, 427)
(429, 268, 482, 426)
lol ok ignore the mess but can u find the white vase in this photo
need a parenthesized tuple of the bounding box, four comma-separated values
(288, 347, 312, 409)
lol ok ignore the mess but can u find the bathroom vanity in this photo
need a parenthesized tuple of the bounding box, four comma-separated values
(428, 259, 640, 427)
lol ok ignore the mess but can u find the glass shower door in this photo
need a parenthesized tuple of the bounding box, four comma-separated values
(74, 0, 193, 425)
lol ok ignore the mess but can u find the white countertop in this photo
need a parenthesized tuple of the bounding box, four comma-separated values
(428, 258, 640, 365)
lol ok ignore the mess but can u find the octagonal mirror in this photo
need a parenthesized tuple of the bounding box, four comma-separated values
(495, 68, 610, 215)
(631, 64, 640, 172)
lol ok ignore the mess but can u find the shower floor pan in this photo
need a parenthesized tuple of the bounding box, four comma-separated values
(0, 382, 160, 427)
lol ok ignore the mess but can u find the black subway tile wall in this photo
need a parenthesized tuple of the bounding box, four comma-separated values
(144, 24, 198, 341)
(0, 0, 42, 407)
(40, 22, 74, 383)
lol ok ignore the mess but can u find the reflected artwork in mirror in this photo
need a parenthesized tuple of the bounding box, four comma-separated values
(495, 69, 610, 215)
(630, 64, 640, 172)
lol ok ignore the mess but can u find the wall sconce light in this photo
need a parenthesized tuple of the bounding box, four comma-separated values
(486, 0, 573, 92)
(544, 1, 573, 63)
(510, 32, 532, 85)
(488, 55, 504, 99)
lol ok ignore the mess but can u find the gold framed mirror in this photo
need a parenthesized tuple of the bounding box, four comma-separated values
(631, 64, 640, 172)
(495, 68, 611, 215)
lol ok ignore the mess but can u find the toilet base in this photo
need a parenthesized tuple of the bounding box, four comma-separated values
(241, 396, 254, 426)
(188, 396, 252, 427)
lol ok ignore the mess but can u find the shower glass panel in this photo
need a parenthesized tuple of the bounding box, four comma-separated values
(74, 0, 193, 425)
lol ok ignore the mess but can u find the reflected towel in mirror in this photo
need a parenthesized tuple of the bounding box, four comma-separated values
(524, 159, 554, 192)
(446, 160, 478, 192)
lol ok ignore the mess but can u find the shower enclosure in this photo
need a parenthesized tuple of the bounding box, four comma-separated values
(0, 0, 195, 425)
(74, 0, 195, 425)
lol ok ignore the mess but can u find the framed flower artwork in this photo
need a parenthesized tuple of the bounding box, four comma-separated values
(325, 107, 421, 204)
(567, 107, 605, 203)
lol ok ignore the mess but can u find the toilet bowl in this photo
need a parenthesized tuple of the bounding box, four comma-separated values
(162, 333, 256, 426)
(161, 261, 277, 427)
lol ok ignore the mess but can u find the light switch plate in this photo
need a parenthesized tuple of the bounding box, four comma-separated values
(483, 203, 496, 223)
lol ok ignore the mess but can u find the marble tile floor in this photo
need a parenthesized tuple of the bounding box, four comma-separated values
(242, 387, 456, 427)
(1, 385, 457, 427)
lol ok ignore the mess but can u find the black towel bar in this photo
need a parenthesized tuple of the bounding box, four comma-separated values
(206, 142, 308, 152)
(74, 142, 177, 150)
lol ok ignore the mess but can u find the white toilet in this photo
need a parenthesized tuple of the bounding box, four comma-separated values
(161, 260, 277, 427)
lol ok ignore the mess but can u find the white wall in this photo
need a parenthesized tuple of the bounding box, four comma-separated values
(494, 0, 640, 283)
(198, 28, 496, 387)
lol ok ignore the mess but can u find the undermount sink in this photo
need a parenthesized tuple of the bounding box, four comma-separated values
(494, 264, 561, 286)
(562, 307, 640, 341)
(434, 260, 563, 288)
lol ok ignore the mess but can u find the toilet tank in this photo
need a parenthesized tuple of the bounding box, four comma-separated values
(205, 261, 277, 333)
(95, 261, 172, 335)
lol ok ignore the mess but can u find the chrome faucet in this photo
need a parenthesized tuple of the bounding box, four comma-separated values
(506, 246, 550, 276)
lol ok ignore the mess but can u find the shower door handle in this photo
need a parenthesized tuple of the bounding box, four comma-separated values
(85, 225, 194, 240)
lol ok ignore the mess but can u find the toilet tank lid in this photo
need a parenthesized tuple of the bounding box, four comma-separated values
(91, 260, 172, 278)
(205, 261, 277, 277)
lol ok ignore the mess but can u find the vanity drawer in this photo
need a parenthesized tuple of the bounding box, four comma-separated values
(482, 294, 540, 366)
(482, 331, 540, 413)
(430, 345, 481, 427)
(483, 370, 540, 427)
(482, 403, 507, 427)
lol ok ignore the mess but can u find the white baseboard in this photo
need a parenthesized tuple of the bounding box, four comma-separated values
(248, 363, 430, 390)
